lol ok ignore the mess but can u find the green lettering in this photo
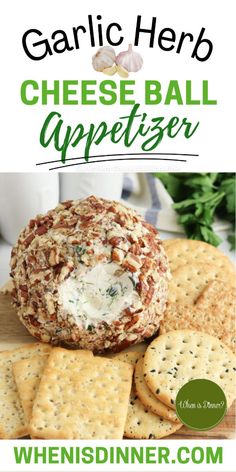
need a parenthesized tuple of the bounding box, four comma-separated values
(158, 447, 170, 464)
(206, 447, 223, 464)
(145, 81, 162, 104)
(21, 80, 39, 105)
(192, 447, 204, 464)
(96, 447, 108, 464)
(146, 447, 156, 464)
(203, 80, 217, 104)
(120, 80, 135, 105)
(177, 446, 190, 464)
(42, 80, 59, 105)
(81, 80, 96, 105)
(48, 447, 59, 464)
(81, 447, 94, 464)
(116, 447, 129, 464)
(14, 447, 32, 464)
(99, 80, 117, 105)
(186, 80, 201, 104)
(165, 80, 183, 105)
(63, 80, 78, 105)
(61, 447, 75, 464)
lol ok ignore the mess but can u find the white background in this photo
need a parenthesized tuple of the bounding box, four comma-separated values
(0, 440, 236, 472)
(0, 2, 235, 471)
(0, 0, 235, 171)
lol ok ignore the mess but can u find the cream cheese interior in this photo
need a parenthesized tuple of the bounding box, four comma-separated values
(58, 262, 141, 328)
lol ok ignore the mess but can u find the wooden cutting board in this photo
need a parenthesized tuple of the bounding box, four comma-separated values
(0, 290, 235, 439)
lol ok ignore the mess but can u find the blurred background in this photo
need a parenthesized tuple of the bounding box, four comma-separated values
(0, 173, 235, 285)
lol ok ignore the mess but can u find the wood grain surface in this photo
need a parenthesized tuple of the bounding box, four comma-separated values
(0, 291, 235, 440)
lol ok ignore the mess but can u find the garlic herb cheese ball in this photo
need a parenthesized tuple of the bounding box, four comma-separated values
(10, 196, 170, 352)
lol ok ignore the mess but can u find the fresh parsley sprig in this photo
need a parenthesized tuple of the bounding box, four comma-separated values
(154, 173, 235, 249)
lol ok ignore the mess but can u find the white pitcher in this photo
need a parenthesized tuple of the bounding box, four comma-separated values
(60, 173, 124, 201)
(0, 174, 59, 245)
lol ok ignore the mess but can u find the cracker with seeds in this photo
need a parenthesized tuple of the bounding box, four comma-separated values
(160, 280, 236, 352)
(0, 343, 51, 438)
(109, 351, 143, 365)
(143, 330, 236, 410)
(134, 358, 180, 423)
(196, 280, 236, 353)
(12, 355, 49, 424)
(164, 239, 235, 273)
(124, 387, 182, 439)
(168, 263, 235, 304)
(160, 304, 199, 334)
(29, 348, 133, 439)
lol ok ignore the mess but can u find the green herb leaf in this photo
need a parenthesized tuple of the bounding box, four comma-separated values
(87, 324, 94, 332)
(227, 234, 236, 251)
(154, 173, 235, 249)
(128, 276, 136, 288)
(106, 286, 118, 297)
(75, 245, 86, 258)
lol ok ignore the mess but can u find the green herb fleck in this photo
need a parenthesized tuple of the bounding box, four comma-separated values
(106, 286, 118, 297)
(128, 276, 136, 289)
(87, 324, 94, 332)
(76, 245, 86, 258)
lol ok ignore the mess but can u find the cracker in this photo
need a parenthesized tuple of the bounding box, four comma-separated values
(109, 351, 143, 365)
(124, 387, 182, 439)
(12, 355, 49, 424)
(29, 348, 133, 439)
(134, 357, 180, 423)
(168, 262, 235, 304)
(196, 280, 236, 353)
(160, 303, 199, 334)
(143, 330, 236, 410)
(164, 239, 235, 273)
(162, 239, 176, 249)
(160, 281, 236, 352)
(0, 279, 13, 294)
(0, 343, 51, 438)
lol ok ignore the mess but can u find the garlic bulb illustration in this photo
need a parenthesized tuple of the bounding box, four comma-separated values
(116, 44, 143, 72)
(102, 65, 117, 76)
(92, 46, 116, 72)
(116, 64, 129, 78)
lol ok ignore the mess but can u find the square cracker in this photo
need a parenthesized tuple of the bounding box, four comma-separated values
(13, 349, 93, 427)
(30, 348, 133, 439)
(108, 351, 143, 366)
(0, 343, 51, 438)
(124, 387, 182, 439)
(160, 280, 236, 353)
(12, 355, 49, 424)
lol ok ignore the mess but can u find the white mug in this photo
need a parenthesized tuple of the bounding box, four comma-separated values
(0, 173, 59, 245)
(60, 173, 124, 202)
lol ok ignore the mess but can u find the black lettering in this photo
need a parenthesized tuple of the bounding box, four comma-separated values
(192, 27, 213, 61)
(22, 29, 52, 61)
(52, 30, 74, 54)
(97, 15, 103, 46)
(134, 15, 156, 47)
(72, 26, 86, 49)
(88, 14, 95, 47)
(106, 23, 123, 46)
(158, 28, 176, 51)
(176, 32, 194, 54)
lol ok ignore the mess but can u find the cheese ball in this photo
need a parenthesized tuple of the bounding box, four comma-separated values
(10, 196, 170, 353)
